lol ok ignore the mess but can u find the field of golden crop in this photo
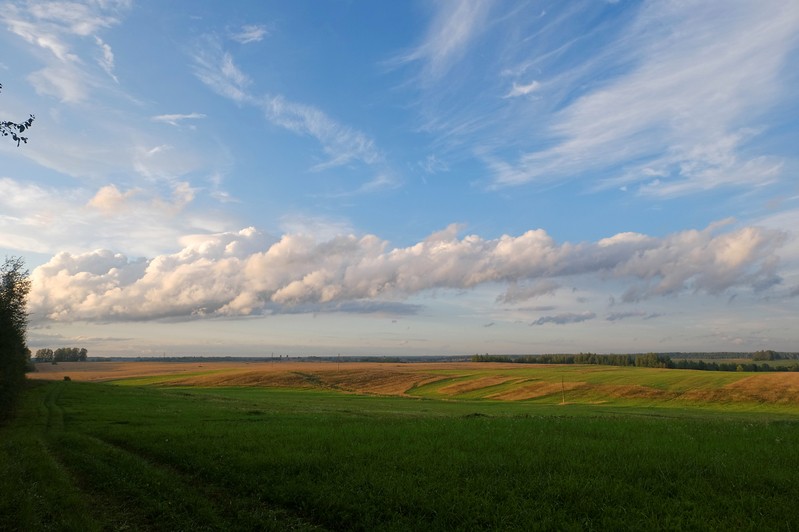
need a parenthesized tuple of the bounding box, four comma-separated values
(31, 360, 799, 411)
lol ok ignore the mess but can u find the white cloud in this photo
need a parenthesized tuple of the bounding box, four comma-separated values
(0, 178, 231, 257)
(263, 95, 382, 170)
(27, 1, 125, 37)
(505, 80, 540, 98)
(151, 113, 207, 127)
(230, 24, 267, 44)
(397, 0, 494, 82)
(2, 1, 130, 102)
(28, 221, 788, 323)
(489, 1, 799, 196)
(94, 35, 117, 82)
(192, 41, 386, 179)
(193, 40, 252, 103)
(27, 64, 87, 102)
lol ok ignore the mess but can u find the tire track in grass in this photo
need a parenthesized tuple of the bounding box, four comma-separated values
(14, 382, 101, 531)
(84, 432, 325, 531)
(42, 382, 322, 530)
(42, 382, 228, 530)
(43, 381, 65, 431)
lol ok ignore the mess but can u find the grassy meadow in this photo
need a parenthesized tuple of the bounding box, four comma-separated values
(3, 362, 799, 530)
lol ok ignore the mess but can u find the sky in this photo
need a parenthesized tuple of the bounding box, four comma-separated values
(1, 0, 798, 358)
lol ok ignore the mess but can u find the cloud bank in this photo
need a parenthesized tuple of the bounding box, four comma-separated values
(29, 222, 786, 323)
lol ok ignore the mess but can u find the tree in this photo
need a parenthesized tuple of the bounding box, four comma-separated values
(35, 348, 54, 362)
(1, 83, 35, 146)
(753, 350, 778, 361)
(0, 257, 31, 419)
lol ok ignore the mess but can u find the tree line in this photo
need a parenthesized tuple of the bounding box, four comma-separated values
(471, 352, 799, 372)
(471, 352, 672, 368)
(34, 347, 89, 363)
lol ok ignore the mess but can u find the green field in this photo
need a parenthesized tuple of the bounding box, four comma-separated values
(3, 368, 799, 530)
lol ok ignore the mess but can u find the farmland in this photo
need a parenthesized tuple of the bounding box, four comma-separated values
(3, 362, 799, 530)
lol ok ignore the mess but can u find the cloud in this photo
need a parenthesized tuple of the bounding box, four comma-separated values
(28, 220, 787, 323)
(420, 154, 450, 174)
(2, 0, 130, 99)
(396, 0, 493, 82)
(530, 312, 596, 326)
(27, 65, 87, 102)
(0, 178, 229, 257)
(192, 41, 384, 174)
(263, 95, 382, 170)
(193, 41, 252, 103)
(496, 279, 560, 304)
(94, 35, 117, 82)
(230, 24, 268, 44)
(489, 1, 799, 196)
(605, 310, 661, 322)
(504, 80, 540, 98)
(151, 112, 207, 127)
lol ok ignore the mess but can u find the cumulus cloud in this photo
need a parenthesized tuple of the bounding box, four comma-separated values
(28, 221, 787, 323)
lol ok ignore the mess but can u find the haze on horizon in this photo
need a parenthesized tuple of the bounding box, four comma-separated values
(1, 0, 798, 357)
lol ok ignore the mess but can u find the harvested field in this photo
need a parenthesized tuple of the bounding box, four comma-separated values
(488, 380, 587, 401)
(28, 361, 799, 411)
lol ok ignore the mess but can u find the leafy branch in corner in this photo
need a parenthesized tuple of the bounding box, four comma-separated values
(0, 83, 35, 146)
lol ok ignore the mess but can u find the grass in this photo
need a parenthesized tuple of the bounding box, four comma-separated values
(3, 370, 799, 530)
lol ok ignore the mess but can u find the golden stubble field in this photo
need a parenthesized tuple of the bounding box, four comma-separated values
(30, 360, 799, 408)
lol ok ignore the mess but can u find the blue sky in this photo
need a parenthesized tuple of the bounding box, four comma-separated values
(1, 0, 798, 357)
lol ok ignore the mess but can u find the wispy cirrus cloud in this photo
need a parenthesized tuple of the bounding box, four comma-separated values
(392, 0, 494, 83)
(489, 1, 799, 197)
(1, 0, 129, 100)
(94, 35, 117, 82)
(192, 40, 252, 103)
(504, 80, 540, 98)
(229, 24, 268, 44)
(192, 39, 385, 177)
(262, 95, 382, 170)
(151, 112, 207, 127)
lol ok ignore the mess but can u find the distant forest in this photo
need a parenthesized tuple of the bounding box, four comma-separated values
(34, 347, 88, 363)
(471, 350, 799, 372)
